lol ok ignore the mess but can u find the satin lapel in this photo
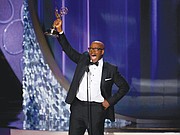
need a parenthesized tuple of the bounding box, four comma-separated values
(101, 62, 108, 90)
(76, 59, 90, 82)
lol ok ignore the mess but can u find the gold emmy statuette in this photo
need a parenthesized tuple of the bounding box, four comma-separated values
(44, 7, 68, 37)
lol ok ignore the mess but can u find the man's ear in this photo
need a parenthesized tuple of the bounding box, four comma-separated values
(101, 50, 104, 55)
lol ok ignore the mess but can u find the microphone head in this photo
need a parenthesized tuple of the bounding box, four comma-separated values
(85, 66, 89, 72)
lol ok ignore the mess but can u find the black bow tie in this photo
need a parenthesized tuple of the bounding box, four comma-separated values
(89, 61, 99, 66)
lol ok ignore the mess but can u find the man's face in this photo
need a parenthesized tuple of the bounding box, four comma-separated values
(88, 41, 104, 63)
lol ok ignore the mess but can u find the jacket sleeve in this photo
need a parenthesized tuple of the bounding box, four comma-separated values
(107, 66, 130, 106)
(57, 32, 81, 64)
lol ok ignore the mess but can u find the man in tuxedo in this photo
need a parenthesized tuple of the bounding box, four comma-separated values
(53, 19, 130, 135)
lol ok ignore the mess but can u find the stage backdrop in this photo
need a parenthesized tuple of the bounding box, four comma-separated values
(0, 0, 180, 130)
(37, 0, 180, 120)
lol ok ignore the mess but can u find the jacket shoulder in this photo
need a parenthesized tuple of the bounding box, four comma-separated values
(104, 62, 117, 69)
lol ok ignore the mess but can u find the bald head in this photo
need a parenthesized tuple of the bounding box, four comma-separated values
(91, 41, 104, 49)
(88, 41, 105, 63)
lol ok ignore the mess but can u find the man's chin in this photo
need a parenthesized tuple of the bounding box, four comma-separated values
(90, 57, 97, 61)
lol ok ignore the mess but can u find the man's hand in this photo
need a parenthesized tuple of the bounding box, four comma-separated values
(53, 19, 62, 32)
(102, 99, 110, 110)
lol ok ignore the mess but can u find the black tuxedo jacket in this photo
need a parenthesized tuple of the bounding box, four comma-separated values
(57, 33, 129, 121)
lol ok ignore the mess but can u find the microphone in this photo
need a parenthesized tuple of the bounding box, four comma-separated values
(85, 65, 89, 72)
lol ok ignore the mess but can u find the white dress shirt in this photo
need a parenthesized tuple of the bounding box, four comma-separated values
(76, 58, 104, 103)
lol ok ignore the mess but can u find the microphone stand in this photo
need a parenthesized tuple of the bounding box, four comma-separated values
(85, 66, 92, 135)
